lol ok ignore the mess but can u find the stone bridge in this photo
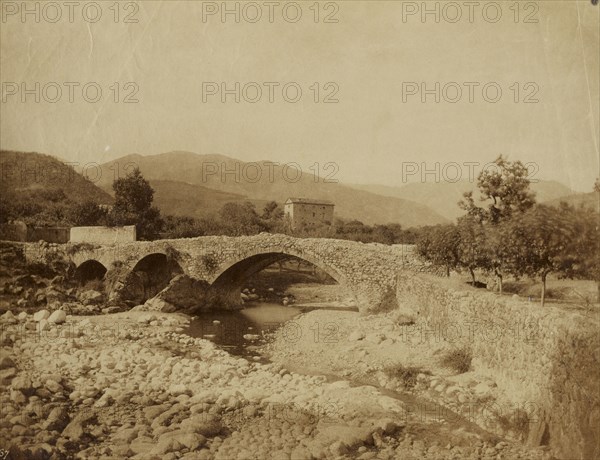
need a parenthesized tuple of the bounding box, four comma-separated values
(24, 234, 423, 314)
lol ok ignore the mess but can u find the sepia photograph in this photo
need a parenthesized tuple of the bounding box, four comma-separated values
(0, 1, 599, 459)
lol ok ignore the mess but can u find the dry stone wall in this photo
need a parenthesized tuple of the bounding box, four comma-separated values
(395, 272, 600, 460)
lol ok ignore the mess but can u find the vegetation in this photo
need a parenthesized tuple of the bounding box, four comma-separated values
(382, 364, 430, 389)
(440, 348, 472, 374)
(418, 156, 599, 306)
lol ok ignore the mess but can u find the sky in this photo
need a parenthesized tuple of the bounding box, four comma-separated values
(1, 0, 599, 192)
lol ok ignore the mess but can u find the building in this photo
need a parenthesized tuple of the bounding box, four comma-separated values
(284, 198, 334, 229)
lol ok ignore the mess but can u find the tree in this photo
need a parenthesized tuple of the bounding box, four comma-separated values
(417, 225, 461, 277)
(261, 201, 285, 233)
(219, 202, 266, 236)
(556, 203, 600, 303)
(109, 168, 163, 240)
(456, 216, 489, 285)
(502, 205, 576, 306)
(69, 201, 107, 226)
(459, 155, 536, 224)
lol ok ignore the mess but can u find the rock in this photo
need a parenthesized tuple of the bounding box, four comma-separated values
(0, 367, 17, 385)
(47, 310, 66, 324)
(151, 275, 211, 311)
(45, 379, 63, 394)
(241, 293, 249, 301)
(473, 382, 492, 397)
(38, 319, 50, 332)
(12, 374, 34, 395)
(131, 435, 155, 454)
(44, 406, 70, 432)
(144, 404, 170, 421)
(348, 331, 365, 341)
(145, 297, 178, 313)
(0, 356, 15, 369)
(169, 384, 191, 396)
(62, 412, 96, 441)
(79, 290, 104, 305)
(329, 440, 349, 456)
(365, 333, 385, 344)
(33, 310, 50, 321)
(17, 312, 28, 321)
(171, 431, 207, 450)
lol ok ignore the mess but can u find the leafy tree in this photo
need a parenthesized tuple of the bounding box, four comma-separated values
(555, 203, 600, 303)
(262, 201, 283, 220)
(459, 155, 536, 224)
(109, 168, 163, 240)
(219, 202, 266, 236)
(502, 205, 576, 306)
(456, 216, 489, 285)
(69, 201, 107, 226)
(483, 221, 511, 294)
(416, 225, 461, 277)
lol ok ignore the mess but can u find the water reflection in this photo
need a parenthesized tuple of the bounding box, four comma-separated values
(184, 303, 301, 357)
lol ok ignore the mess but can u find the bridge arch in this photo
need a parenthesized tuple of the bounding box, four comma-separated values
(74, 259, 107, 285)
(120, 252, 185, 304)
(209, 247, 353, 307)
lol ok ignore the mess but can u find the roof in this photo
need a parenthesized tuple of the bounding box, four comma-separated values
(285, 198, 334, 206)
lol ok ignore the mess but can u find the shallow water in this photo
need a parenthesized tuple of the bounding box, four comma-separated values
(184, 303, 301, 357)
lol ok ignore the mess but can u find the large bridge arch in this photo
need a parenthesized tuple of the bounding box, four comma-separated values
(209, 246, 353, 307)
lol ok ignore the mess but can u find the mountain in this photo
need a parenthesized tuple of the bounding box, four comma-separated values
(544, 192, 599, 211)
(97, 151, 448, 227)
(148, 180, 269, 219)
(350, 180, 576, 222)
(0, 150, 113, 205)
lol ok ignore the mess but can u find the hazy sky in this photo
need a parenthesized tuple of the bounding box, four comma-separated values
(1, 1, 598, 191)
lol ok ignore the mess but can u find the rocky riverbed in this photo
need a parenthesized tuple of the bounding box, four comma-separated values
(0, 307, 553, 460)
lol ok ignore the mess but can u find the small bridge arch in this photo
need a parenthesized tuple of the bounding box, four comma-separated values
(74, 259, 107, 285)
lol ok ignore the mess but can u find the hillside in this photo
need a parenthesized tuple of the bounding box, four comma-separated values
(97, 151, 448, 227)
(350, 180, 576, 221)
(544, 191, 599, 211)
(0, 150, 113, 205)
(148, 180, 269, 219)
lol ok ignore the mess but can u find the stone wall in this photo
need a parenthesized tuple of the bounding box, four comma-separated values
(0, 223, 69, 243)
(28, 227, 70, 244)
(395, 272, 600, 460)
(69, 226, 136, 244)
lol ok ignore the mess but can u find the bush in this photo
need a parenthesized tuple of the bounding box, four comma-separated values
(383, 364, 430, 389)
(440, 348, 472, 374)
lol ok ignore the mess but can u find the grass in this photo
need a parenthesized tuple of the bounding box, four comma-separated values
(440, 348, 472, 374)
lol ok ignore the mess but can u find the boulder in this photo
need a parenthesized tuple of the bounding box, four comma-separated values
(146, 275, 211, 312)
(62, 412, 96, 441)
(79, 290, 104, 305)
(0, 356, 15, 369)
(33, 310, 50, 321)
(48, 310, 67, 324)
(144, 297, 177, 313)
(44, 406, 70, 432)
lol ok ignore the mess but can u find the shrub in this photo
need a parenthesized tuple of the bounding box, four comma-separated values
(383, 364, 430, 389)
(440, 347, 472, 374)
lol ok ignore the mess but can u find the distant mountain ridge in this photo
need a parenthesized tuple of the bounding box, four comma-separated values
(96, 151, 449, 227)
(350, 180, 579, 221)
